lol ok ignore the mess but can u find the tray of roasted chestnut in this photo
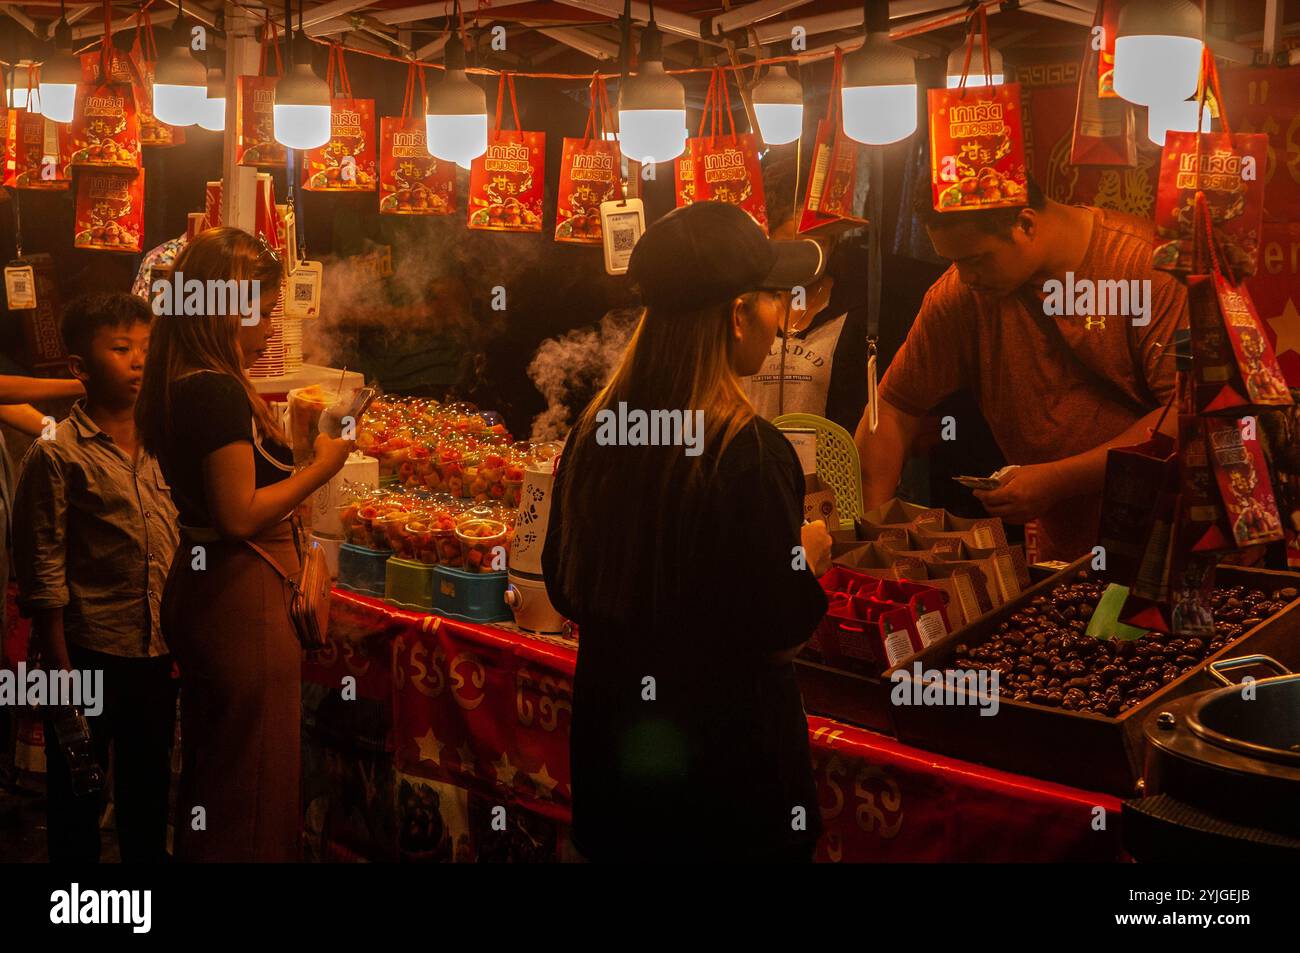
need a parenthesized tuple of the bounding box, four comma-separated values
(885, 560, 1300, 797)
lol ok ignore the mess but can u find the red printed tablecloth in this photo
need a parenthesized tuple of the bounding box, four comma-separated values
(303, 590, 1125, 862)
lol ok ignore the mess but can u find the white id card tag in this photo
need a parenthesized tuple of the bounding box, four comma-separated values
(284, 260, 323, 318)
(866, 347, 879, 433)
(600, 198, 645, 276)
(4, 264, 36, 310)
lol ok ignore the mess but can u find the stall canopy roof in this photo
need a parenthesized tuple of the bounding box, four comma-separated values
(0, 0, 1292, 73)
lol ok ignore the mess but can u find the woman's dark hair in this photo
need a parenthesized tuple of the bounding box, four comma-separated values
(61, 292, 151, 359)
(914, 173, 1046, 235)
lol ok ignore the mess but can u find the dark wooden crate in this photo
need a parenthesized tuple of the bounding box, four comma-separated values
(795, 561, 1076, 737)
(884, 562, 1300, 796)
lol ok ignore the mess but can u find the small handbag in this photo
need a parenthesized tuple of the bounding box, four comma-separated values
(245, 524, 332, 650)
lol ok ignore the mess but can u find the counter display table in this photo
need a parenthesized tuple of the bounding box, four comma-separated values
(302, 589, 1125, 862)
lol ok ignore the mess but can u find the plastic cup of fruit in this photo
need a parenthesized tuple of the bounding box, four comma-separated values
(372, 511, 411, 552)
(404, 519, 439, 564)
(454, 518, 509, 574)
(468, 451, 510, 503)
(347, 502, 380, 547)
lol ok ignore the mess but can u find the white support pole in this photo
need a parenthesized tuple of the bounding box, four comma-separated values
(222, 0, 263, 230)
(1263, 0, 1281, 60)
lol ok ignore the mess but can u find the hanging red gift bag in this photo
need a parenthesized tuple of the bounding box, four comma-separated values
(74, 167, 144, 253)
(467, 73, 545, 232)
(1153, 53, 1266, 277)
(7, 83, 71, 190)
(555, 75, 623, 244)
(798, 49, 866, 233)
(131, 6, 184, 148)
(674, 68, 767, 231)
(236, 14, 286, 168)
(379, 63, 455, 215)
(303, 44, 376, 192)
(68, 16, 142, 174)
(1070, 0, 1136, 167)
(929, 8, 1028, 211)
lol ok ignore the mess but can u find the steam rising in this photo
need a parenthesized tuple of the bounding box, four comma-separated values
(527, 308, 639, 442)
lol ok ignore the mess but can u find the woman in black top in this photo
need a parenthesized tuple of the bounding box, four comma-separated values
(542, 202, 833, 862)
(138, 227, 351, 861)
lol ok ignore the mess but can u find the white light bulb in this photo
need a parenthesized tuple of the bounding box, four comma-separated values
(273, 103, 331, 150)
(153, 83, 208, 127)
(37, 82, 76, 123)
(1146, 98, 1212, 146)
(945, 72, 1004, 89)
(1113, 36, 1201, 106)
(617, 109, 687, 163)
(197, 96, 226, 132)
(841, 85, 917, 145)
(753, 103, 803, 146)
(425, 113, 488, 167)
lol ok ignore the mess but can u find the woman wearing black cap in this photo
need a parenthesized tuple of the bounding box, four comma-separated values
(542, 201, 833, 862)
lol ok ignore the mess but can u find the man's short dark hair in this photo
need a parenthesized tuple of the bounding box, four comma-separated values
(61, 292, 152, 359)
(913, 172, 1045, 235)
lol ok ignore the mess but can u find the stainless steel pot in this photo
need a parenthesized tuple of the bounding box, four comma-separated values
(1124, 656, 1300, 860)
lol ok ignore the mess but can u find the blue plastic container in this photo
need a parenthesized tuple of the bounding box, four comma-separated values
(432, 565, 511, 624)
(385, 557, 436, 611)
(337, 543, 392, 597)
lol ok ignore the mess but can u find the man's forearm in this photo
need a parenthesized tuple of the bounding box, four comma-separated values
(1047, 406, 1174, 500)
(855, 400, 912, 510)
(0, 376, 83, 405)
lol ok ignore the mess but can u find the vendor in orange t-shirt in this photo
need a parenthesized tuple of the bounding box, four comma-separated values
(855, 177, 1187, 561)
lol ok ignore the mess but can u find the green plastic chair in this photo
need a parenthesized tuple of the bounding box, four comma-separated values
(773, 412, 864, 531)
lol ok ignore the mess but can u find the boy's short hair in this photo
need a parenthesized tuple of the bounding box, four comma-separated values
(61, 293, 152, 359)
(913, 173, 1046, 235)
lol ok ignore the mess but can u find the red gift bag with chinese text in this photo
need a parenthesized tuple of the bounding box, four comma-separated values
(131, 6, 184, 148)
(74, 167, 144, 253)
(1154, 49, 1266, 277)
(7, 94, 71, 190)
(929, 9, 1028, 211)
(798, 49, 865, 233)
(302, 45, 376, 192)
(68, 18, 142, 174)
(467, 74, 545, 232)
(555, 75, 623, 244)
(379, 63, 455, 215)
(674, 68, 767, 231)
(1070, 0, 1136, 167)
(236, 14, 286, 168)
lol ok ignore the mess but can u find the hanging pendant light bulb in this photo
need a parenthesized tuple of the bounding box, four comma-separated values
(945, 35, 1004, 88)
(1146, 97, 1212, 146)
(841, 0, 917, 145)
(154, 10, 208, 126)
(198, 55, 226, 132)
(38, 19, 81, 123)
(617, 14, 687, 164)
(7, 62, 36, 110)
(751, 59, 803, 146)
(274, 0, 331, 151)
(1113, 0, 1202, 107)
(424, 32, 488, 167)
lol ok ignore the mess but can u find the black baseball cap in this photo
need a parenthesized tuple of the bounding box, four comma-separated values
(628, 201, 825, 311)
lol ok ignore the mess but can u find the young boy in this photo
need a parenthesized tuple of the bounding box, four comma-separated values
(12, 293, 180, 862)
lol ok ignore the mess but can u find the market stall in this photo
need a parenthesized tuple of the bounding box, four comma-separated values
(2, 0, 1300, 869)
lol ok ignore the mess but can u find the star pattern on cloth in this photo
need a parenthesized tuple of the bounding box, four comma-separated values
(457, 742, 477, 776)
(493, 752, 519, 787)
(1266, 297, 1300, 360)
(414, 728, 443, 767)
(528, 763, 559, 800)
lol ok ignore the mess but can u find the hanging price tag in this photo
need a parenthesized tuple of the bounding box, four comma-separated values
(599, 198, 645, 276)
(4, 263, 37, 310)
(284, 260, 323, 318)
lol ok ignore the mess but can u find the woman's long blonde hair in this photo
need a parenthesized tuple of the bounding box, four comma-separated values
(554, 295, 760, 615)
(138, 227, 286, 456)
